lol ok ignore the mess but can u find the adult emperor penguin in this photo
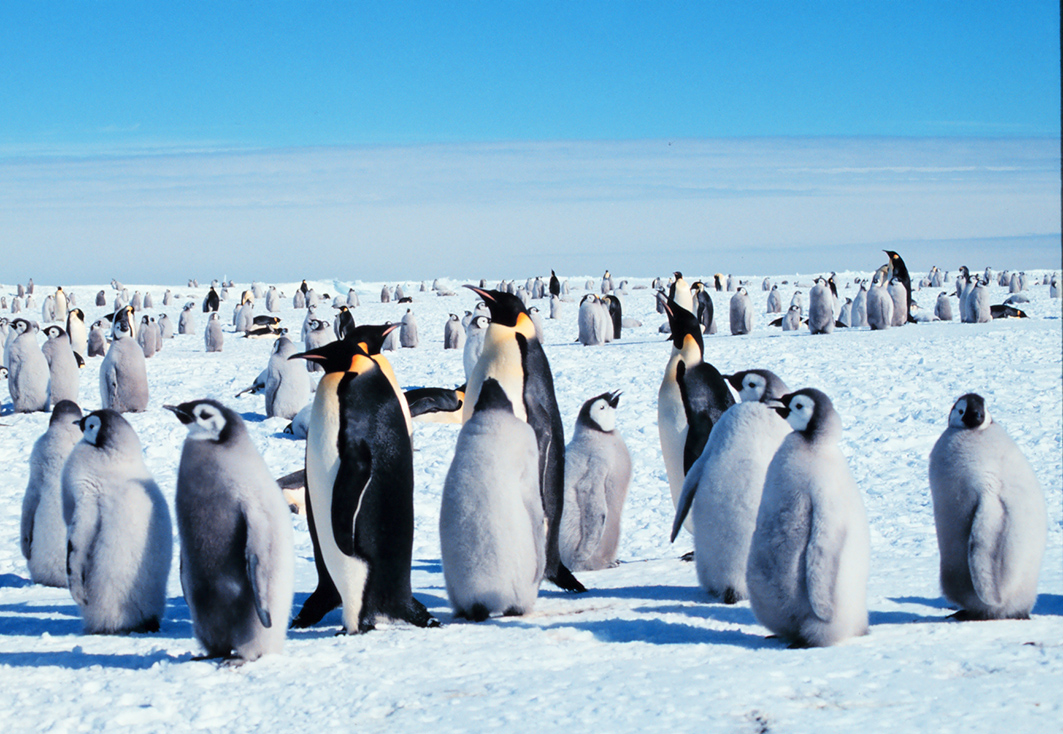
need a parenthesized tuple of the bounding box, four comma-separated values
(42, 325, 80, 405)
(166, 400, 295, 660)
(690, 281, 715, 334)
(729, 287, 753, 335)
(287, 339, 437, 632)
(62, 409, 172, 633)
(928, 394, 1047, 620)
(601, 295, 623, 340)
(559, 390, 632, 571)
(203, 286, 220, 313)
(440, 379, 545, 620)
(808, 278, 835, 334)
(747, 389, 870, 647)
(334, 306, 355, 341)
(444, 314, 464, 350)
(461, 286, 585, 592)
(657, 295, 704, 534)
(549, 270, 561, 297)
(671, 377, 791, 603)
(7, 319, 50, 413)
(264, 336, 311, 420)
(99, 316, 149, 413)
(66, 308, 88, 359)
(675, 358, 735, 475)
(668, 271, 695, 314)
(21, 400, 83, 587)
(205, 312, 224, 352)
(884, 250, 915, 323)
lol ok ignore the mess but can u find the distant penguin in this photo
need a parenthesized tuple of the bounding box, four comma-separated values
(87, 321, 107, 357)
(263, 337, 311, 420)
(66, 308, 87, 359)
(7, 319, 50, 412)
(968, 280, 992, 323)
(95, 290, 107, 307)
(443, 314, 464, 350)
(62, 409, 171, 633)
(838, 298, 853, 327)
(288, 339, 438, 633)
(177, 303, 194, 335)
(42, 294, 56, 323)
(601, 294, 623, 340)
(528, 306, 545, 342)
(766, 285, 783, 314)
(884, 250, 914, 323)
(138, 315, 157, 358)
(762, 277, 771, 291)
(333, 306, 355, 341)
(928, 394, 1047, 620)
(166, 400, 295, 660)
(808, 279, 835, 334)
(205, 312, 224, 353)
(400, 309, 419, 348)
(866, 277, 893, 330)
(935, 292, 954, 321)
(463, 315, 490, 382)
(559, 391, 631, 572)
(235, 300, 254, 333)
(887, 278, 908, 327)
(203, 286, 220, 313)
(157, 313, 174, 339)
(577, 294, 607, 346)
(440, 379, 546, 620)
(381, 320, 400, 351)
(851, 283, 869, 327)
(42, 325, 80, 405)
(100, 319, 149, 413)
(672, 385, 791, 603)
(130, 291, 142, 313)
(789, 290, 803, 317)
(21, 400, 83, 587)
(747, 389, 870, 647)
(729, 288, 753, 335)
(549, 270, 561, 297)
(303, 318, 332, 373)
(53, 287, 68, 323)
(292, 289, 306, 309)
(781, 304, 802, 331)
(958, 266, 976, 322)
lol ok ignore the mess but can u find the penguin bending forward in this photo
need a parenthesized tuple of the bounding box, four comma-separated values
(289, 338, 438, 633)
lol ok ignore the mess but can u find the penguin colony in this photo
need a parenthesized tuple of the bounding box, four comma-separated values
(3, 261, 1056, 665)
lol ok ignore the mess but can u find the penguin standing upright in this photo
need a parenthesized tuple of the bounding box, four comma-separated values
(444, 314, 464, 350)
(808, 279, 835, 335)
(264, 336, 311, 420)
(462, 315, 490, 383)
(887, 277, 908, 328)
(205, 312, 224, 352)
(179, 303, 196, 335)
(851, 283, 869, 327)
(747, 389, 870, 647)
(559, 391, 631, 571)
(303, 318, 333, 373)
(100, 314, 149, 413)
(577, 294, 608, 346)
(729, 287, 754, 335)
(440, 379, 545, 620)
(669, 272, 694, 314)
(62, 410, 172, 633)
(334, 306, 355, 341)
(400, 309, 419, 348)
(41, 325, 79, 405)
(884, 250, 915, 323)
(866, 274, 893, 330)
(549, 270, 561, 297)
(21, 400, 83, 587)
(288, 338, 437, 633)
(935, 292, 954, 321)
(8, 319, 51, 413)
(461, 286, 585, 592)
(766, 285, 783, 314)
(87, 320, 107, 357)
(138, 315, 157, 358)
(167, 400, 295, 660)
(674, 358, 735, 474)
(203, 286, 220, 313)
(601, 294, 623, 340)
(66, 308, 88, 360)
(928, 394, 1046, 620)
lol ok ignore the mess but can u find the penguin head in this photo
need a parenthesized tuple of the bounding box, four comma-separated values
(580, 294, 597, 305)
(44, 325, 65, 339)
(473, 377, 514, 414)
(70, 308, 85, 321)
(773, 388, 840, 441)
(273, 336, 297, 356)
(578, 390, 622, 433)
(78, 409, 132, 449)
(726, 369, 788, 403)
(948, 393, 990, 430)
(165, 399, 237, 443)
(471, 315, 490, 331)
(463, 286, 535, 335)
(141, 315, 151, 325)
(346, 323, 399, 355)
(659, 294, 704, 354)
(290, 338, 376, 374)
(50, 400, 82, 426)
(0, 366, 8, 380)
(12, 318, 33, 335)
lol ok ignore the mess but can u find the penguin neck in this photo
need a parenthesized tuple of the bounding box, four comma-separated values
(467, 324, 528, 423)
(664, 337, 703, 383)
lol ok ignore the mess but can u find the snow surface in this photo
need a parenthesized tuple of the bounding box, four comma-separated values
(1, 272, 1060, 733)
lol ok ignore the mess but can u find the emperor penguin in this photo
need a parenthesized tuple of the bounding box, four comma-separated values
(287, 339, 438, 633)
(928, 394, 1047, 620)
(346, 288, 359, 307)
(968, 279, 992, 323)
(400, 309, 419, 348)
(549, 270, 561, 297)
(578, 294, 608, 346)
(130, 291, 143, 313)
(138, 315, 157, 358)
(671, 376, 791, 603)
(179, 303, 196, 335)
(96, 290, 107, 307)
(158, 313, 174, 339)
(839, 298, 853, 327)
(293, 289, 306, 309)
(265, 286, 280, 312)
(559, 390, 632, 571)
(528, 306, 545, 342)
(440, 379, 545, 620)
(166, 400, 295, 660)
(729, 287, 753, 335)
(394, 283, 405, 301)
(55, 287, 70, 321)
(203, 286, 220, 313)
(21, 400, 83, 587)
(66, 308, 88, 359)
(789, 290, 803, 317)
(100, 318, 149, 413)
(264, 336, 311, 420)
(884, 250, 915, 323)
(87, 320, 107, 357)
(935, 292, 953, 321)
(205, 312, 224, 352)
(549, 294, 562, 320)
(866, 274, 893, 330)
(7, 319, 50, 412)
(657, 295, 704, 534)
(887, 277, 908, 327)
(333, 306, 355, 340)
(304, 318, 333, 373)
(601, 294, 623, 340)
(444, 314, 464, 350)
(766, 285, 783, 314)
(851, 283, 869, 327)
(143, 291, 153, 309)
(747, 389, 870, 647)
(781, 304, 802, 331)
(381, 320, 400, 351)
(41, 325, 80, 405)
(669, 271, 694, 314)
(462, 315, 490, 383)
(675, 358, 735, 474)
(380, 284, 391, 303)
(808, 279, 835, 334)
(690, 282, 714, 333)
(62, 409, 172, 633)
(461, 286, 585, 593)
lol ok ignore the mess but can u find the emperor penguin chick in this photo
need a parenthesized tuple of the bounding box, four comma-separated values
(62, 410, 172, 633)
(41, 325, 80, 406)
(7, 319, 50, 413)
(928, 394, 1046, 620)
(263, 336, 311, 420)
(99, 318, 149, 413)
(729, 288, 754, 335)
(167, 400, 295, 661)
(807, 279, 835, 334)
(443, 314, 464, 350)
(560, 390, 631, 572)
(21, 400, 83, 587)
(747, 389, 870, 647)
(440, 379, 546, 620)
(205, 312, 224, 352)
(462, 315, 490, 383)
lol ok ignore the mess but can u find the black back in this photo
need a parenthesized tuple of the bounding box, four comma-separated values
(677, 360, 736, 473)
(602, 295, 622, 339)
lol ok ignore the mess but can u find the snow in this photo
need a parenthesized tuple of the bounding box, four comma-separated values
(1, 271, 1060, 733)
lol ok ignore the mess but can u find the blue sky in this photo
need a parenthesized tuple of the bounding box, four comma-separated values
(0, 3, 1059, 283)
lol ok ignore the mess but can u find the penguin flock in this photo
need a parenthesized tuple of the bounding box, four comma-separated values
(4, 262, 1057, 665)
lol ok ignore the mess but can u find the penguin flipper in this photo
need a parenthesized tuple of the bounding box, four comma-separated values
(548, 563, 586, 593)
(671, 456, 704, 543)
(805, 506, 844, 623)
(968, 495, 1007, 608)
(66, 498, 101, 608)
(246, 552, 272, 628)
(332, 439, 373, 557)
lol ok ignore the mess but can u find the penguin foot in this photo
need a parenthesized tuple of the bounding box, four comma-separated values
(679, 551, 695, 562)
(403, 597, 441, 628)
(290, 588, 342, 628)
(723, 588, 740, 605)
(502, 606, 525, 617)
(130, 617, 160, 634)
(548, 564, 587, 593)
(786, 639, 811, 650)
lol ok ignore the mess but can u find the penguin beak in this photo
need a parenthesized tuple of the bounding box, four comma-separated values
(607, 390, 622, 408)
(164, 404, 195, 424)
(464, 285, 494, 302)
(767, 397, 790, 418)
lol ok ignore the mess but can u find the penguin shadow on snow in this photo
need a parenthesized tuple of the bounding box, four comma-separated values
(0, 648, 186, 670)
(0, 594, 193, 642)
(508, 615, 775, 648)
(237, 410, 267, 424)
(538, 583, 704, 604)
(886, 594, 1063, 619)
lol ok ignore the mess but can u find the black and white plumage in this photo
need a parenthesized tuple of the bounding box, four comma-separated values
(747, 389, 870, 647)
(100, 318, 150, 413)
(66, 308, 88, 359)
(7, 319, 50, 412)
(808, 279, 835, 334)
(42, 325, 79, 405)
(462, 315, 490, 383)
(399, 309, 419, 348)
(560, 391, 631, 571)
(62, 409, 172, 633)
(928, 394, 1046, 620)
(440, 379, 545, 620)
(264, 336, 311, 420)
(205, 312, 224, 353)
(577, 294, 609, 346)
(167, 400, 295, 660)
(444, 314, 464, 350)
(21, 400, 83, 587)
